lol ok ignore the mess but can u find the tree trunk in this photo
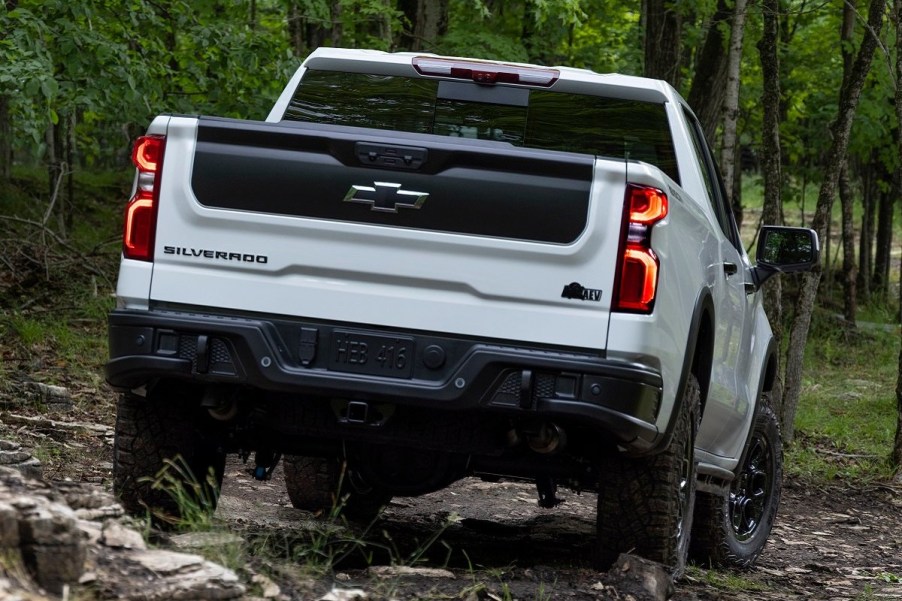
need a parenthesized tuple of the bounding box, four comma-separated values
(838, 1, 856, 326)
(758, 0, 783, 420)
(378, 0, 393, 48)
(643, 0, 683, 88)
(0, 94, 10, 182)
(781, 0, 885, 444)
(686, 0, 731, 144)
(0, 0, 16, 183)
(522, 0, 538, 60)
(731, 134, 743, 229)
(873, 182, 894, 295)
(399, 0, 447, 51)
(839, 163, 857, 325)
(892, 0, 902, 477)
(719, 0, 749, 212)
(330, 0, 342, 47)
(858, 163, 873, 301)
(287, 1, 305, 56)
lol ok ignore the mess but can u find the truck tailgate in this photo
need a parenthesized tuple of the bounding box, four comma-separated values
(149, 116, 626, 350)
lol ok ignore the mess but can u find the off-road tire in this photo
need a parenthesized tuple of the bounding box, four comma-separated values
(283, 455, 391, 521)
(595, 373, 700, 576)
(113, 384, 226, 521)
(690, 402, 782, 568)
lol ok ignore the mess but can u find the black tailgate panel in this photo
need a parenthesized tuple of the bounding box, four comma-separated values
(191, 117, 594, 244)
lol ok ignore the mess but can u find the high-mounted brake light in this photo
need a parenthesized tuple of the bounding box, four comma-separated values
(123, 134, 165, 261)
(412, 57, 559, 87)
(614, 184, 668, 313)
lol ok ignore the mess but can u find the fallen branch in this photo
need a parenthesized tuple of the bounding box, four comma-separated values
(813, 448, 878, 459)
(0, 412, 112, 437)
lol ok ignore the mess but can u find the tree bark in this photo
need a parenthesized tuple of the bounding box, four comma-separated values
(378, 0, 393, 48)
(287, 1, 305, 56)
(0, 94, 10, 182)
(731, 133, 743, 229)
(873, 183, 894, 295)
(0, 0, 17, 183)
(781, 0, 885, 444)
(330, 0, 343, 47)
(857, 163, 873, 301)
(686, 0, 731, 144)
(758, 0, 783, 420)
(839, 163, 857, 325)
(522, 0, 538, 61)
(839, 1, 857, 327)
(719, 0, 749, 212)
(643, 0, 683, 88)
(893, 0, 902, 476)
(400, 0, 448, 51)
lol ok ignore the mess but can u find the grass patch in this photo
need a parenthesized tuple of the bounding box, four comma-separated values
(685, 565, 771, 593)
(786, 308, 899, 483)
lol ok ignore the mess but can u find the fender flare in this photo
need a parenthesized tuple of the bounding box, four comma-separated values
(733, 335, 778, 476)
(650, 287, 715, 454)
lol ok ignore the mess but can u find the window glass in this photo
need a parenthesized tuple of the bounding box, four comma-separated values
(433, 100, 525, 144)
(285, 70, 679, 182)
(284, 71, 437, 132)
(526, 91, 678, 180)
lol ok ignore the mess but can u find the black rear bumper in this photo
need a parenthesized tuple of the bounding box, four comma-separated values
(106, 308, 665, 453)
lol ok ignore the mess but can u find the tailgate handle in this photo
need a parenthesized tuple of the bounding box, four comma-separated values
(356, 142, 427, 170)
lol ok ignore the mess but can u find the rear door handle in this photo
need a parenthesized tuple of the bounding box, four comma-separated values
(723, 262, 738, 276)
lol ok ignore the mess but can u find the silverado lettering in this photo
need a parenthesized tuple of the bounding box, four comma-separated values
(163, 246, 268, 263)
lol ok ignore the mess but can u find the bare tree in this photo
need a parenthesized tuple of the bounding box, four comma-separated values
(839, 1, 858, 327)
(758, 0, 784, 419)
(719, 0, 750, 213)
(687, 0, 732, 143)
(892, 0, 902, 476)
(399, 0, 448, 51)
(0, 0, 17, 183)
(782, 0, 886, 444)
(643, 0, 683, 87)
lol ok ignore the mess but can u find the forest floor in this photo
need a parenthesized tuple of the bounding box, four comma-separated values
(2, 378, 900, 601)
(213, 458, 902, 601)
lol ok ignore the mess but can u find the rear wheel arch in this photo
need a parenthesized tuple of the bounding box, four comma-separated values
(761, 341, 779, 396)
(683, 289, 715, 421)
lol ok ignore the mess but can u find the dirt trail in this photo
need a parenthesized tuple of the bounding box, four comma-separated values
(216, 458, 902, 600)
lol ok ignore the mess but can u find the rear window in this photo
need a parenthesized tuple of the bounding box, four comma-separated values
(284, 70, 679, 182)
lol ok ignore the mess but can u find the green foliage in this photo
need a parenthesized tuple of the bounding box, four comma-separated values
(685, 565, 770, 592)
(148, 455, 221, 531)
(787, 311, 899, 483)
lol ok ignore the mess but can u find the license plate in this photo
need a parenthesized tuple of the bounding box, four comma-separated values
(328, 330, 414, 378)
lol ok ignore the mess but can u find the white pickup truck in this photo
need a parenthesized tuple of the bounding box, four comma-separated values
(106, 47, 818, 575)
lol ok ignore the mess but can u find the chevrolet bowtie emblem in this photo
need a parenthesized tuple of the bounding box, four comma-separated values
(343, 182, 428, 213)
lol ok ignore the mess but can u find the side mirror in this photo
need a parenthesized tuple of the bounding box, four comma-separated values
(751, 226, 820, 289)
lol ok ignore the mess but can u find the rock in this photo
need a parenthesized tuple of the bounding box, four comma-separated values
(368, 565, 456, 579)
(319, 588, 368, 601)
(100, 520, 147, 550)
(0, 456, 246, 600)
(603, 554, 674, 601)
(0, 441, 41, 480)
(251, 572, 281, 598)
(169, 531, 244, 550)
(8, 487, 86, 594)
(26, 382, 73, 412)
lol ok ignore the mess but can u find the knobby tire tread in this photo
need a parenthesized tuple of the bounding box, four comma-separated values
(596, 374, 700, 575)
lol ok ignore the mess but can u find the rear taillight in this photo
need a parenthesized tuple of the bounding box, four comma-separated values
(123, 135, 165, 261)
(613, 184, 668, 313)
(412, 57, 559, 87)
